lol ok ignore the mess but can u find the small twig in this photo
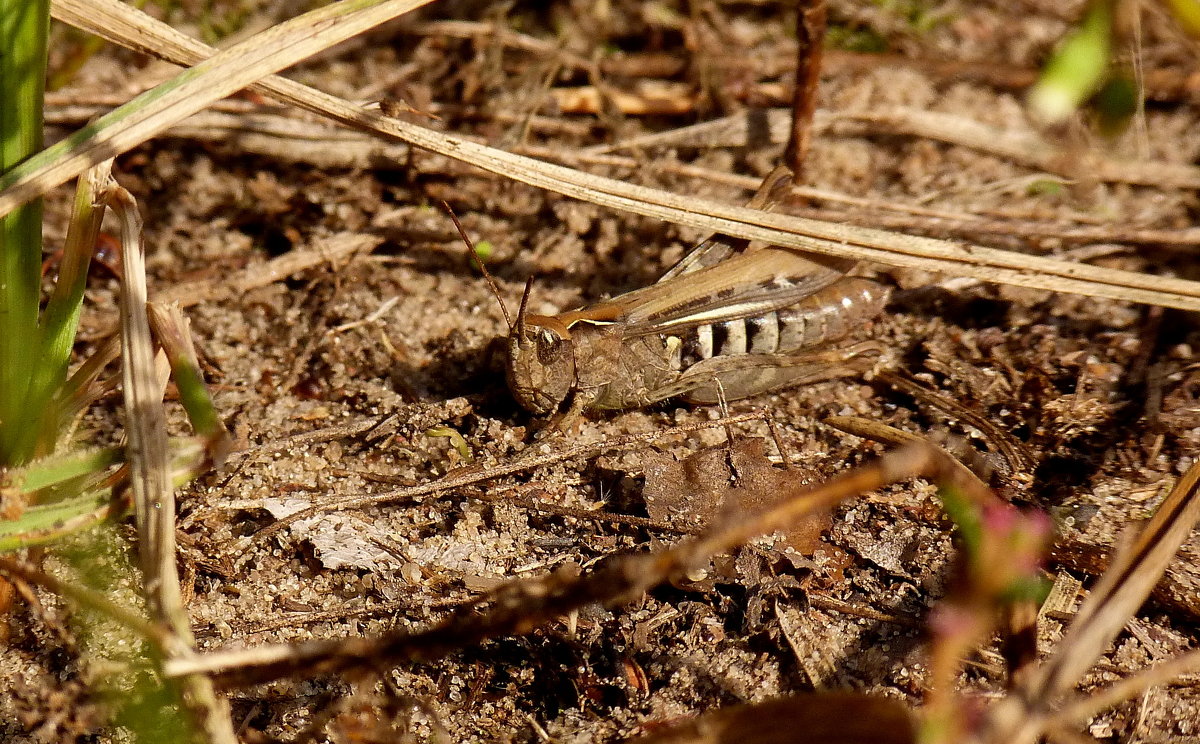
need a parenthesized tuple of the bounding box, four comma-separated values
(0, 556, 168, 649)
(196, 596, 467, 639)
(876, 371, 1038, 481)
(330, 295, 400, 333)
(470, 485, 697, 535)
(806, 592, 921, 628)
(822, 415, 1000, 509)
(247, 412, 768, 544)
(167, 443, 946, 688)
(784, 0, 826, 181)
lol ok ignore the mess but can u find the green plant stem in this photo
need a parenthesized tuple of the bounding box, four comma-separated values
(31, 163, 107, 453)
(0, 0, 50, 465)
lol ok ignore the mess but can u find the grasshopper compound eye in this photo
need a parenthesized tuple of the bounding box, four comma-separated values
(535, 330, 566, 366)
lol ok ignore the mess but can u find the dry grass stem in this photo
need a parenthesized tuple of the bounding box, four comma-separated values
(45, 0, 1200, 311)
(980, 457, 1200, 743)
(104, 183, 236, 743)
(246, 412, 768, 543)
(48, 103, 1196, 247)
(1050, 648, 1200, 730)
(1, 0, 434, 217)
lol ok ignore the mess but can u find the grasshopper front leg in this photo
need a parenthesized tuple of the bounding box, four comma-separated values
(535, 388, 596, 437)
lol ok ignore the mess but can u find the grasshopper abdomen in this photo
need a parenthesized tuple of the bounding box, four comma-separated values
(669, 277, 890, 373)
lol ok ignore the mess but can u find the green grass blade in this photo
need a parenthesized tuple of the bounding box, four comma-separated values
(34, 163, 108, 403)
(0, 489, 115, 551)
(16, 446, 121, 492)
(0, 0, 50, 465)
(1028, 0, 1113, 123)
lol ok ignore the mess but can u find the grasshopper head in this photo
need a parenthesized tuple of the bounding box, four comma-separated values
(441, 206, 573, 416)
(507, 315, 576, 415)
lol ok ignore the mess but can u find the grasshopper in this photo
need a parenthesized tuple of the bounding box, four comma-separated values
(454, 167, 891, 428)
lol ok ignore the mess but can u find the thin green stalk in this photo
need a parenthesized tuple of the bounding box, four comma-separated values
(31, 163, 107, 454)
(0, 0, 50, 465)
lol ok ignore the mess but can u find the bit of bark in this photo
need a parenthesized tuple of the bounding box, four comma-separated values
(643, 438, 831, 554)
(784, 0, 827, 183)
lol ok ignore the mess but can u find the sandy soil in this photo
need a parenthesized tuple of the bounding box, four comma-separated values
(5, 1, 1200, 741)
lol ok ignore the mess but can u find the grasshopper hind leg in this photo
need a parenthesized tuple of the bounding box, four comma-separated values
(657, 341, 887, 405)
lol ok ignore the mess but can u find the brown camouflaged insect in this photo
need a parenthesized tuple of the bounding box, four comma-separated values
(451, 167, 890, 428)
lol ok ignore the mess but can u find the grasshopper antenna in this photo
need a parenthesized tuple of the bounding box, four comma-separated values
(515, 276, 534, 339)
(443, 201, 513, 330)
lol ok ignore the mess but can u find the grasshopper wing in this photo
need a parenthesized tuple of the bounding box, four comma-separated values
(553, 245, 851, 334)
(619, 246, 850, 335)
(657, 166, 794, 280)
(657, 165, 853, 281)
(551, 167, 858, 335)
